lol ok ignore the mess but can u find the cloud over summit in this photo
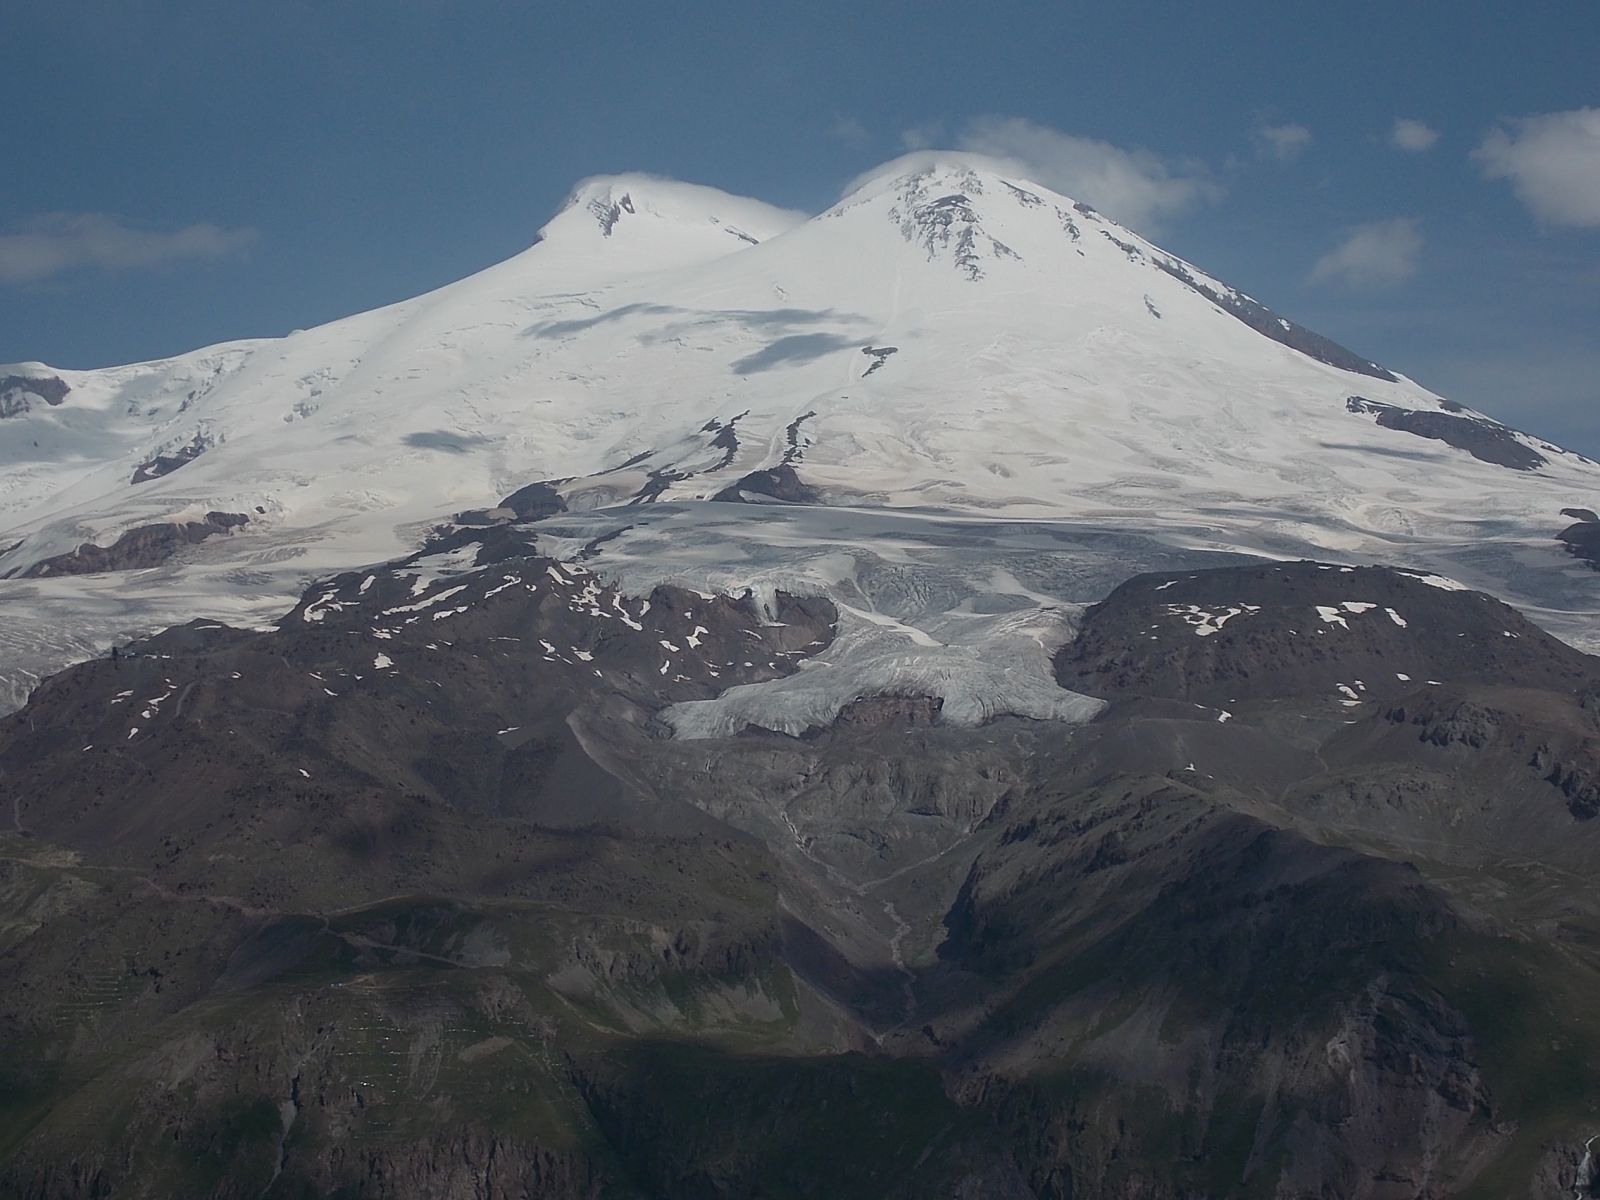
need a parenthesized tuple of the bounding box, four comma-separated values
(949, 116, 1220, 231)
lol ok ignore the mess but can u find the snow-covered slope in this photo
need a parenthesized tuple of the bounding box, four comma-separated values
(2, 152, 1596, 715)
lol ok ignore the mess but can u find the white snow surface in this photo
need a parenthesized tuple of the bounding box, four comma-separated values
(3, 152, 1598, 720)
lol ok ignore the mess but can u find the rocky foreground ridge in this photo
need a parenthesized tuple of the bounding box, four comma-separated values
(1, 518, 1598, 1198)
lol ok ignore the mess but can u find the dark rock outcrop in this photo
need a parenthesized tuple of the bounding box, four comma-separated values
(861, 345, 898, 376)
(450, 479, 569, 528)
(1347, 395, 1547, 470)
(588, 190, 633, 236)
(711, 463, 822, 504)
(703, 411, 747, 470)
(828, 693, 943, 731)
(130, 433, 212, 484)
(1559, 519, 1600, 570)
(1056, 560, 1598, 706)
(17, 512, 249, 577)
(0, 373, 70, 418)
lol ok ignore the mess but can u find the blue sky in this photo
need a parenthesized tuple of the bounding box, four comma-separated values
(4, 0, 1598, 451)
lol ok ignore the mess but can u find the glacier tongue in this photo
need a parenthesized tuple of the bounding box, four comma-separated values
(662, 606, 1106, 740)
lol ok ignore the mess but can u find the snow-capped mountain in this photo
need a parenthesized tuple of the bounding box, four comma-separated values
(9, 154, 1600, 1199)
(2, 152, 1596, 713)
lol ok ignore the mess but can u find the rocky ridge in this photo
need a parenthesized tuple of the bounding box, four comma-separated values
(1, 526, 1597, 1197)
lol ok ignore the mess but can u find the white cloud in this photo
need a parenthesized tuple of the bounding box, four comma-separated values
(1473, 108, 1600, 227)
(0, 213, 257, 285)
(1310, 217, 1423, 289)
(950, 116, 1219, 231)
(1390, 118, 1440, 152)
(900, 122, 945, 151)
(1254, 121, 1313, 161)
(827, 115, 871, 147)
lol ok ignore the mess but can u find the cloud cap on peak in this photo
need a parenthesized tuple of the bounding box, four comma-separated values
(543, 172, 808, 246)
(854, 118, 1219, 233)
(837, 149, 1040, 201)
(956, 117, 1220, 232)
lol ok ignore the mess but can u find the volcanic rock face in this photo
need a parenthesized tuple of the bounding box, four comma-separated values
(1057, 560, 1599, 706)
(5, 542, 835, 860)
(1560, 516, 1600, 570)
(1347, 395, 1548, 469)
